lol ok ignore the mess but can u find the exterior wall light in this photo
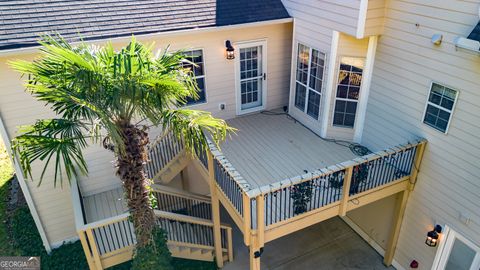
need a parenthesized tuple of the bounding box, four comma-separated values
(425, 225, 442, 247)
(225, 40, 235, 60)
(431, 34, 443, 45)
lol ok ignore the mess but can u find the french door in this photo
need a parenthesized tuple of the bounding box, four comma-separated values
(235, 41, 267, 115)
(433, 226, 480, 270)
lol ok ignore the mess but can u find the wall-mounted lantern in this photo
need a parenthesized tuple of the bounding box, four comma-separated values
(425, 225, 442, 247)
(225, 40, 235, 60)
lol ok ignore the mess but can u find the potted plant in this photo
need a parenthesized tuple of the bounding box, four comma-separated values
(290, 181, 313, 215)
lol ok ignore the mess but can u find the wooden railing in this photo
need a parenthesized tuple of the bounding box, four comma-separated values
(141, 129, 426, 267)
(72, 209, 233, 270)
(257, 170, 345, 228)
(146, 131, 184, 180)
(151, 184, 212, 220)
(195, 138, 426, 246)
(246, 140, 424, 231)
(71, 179, 233, 270)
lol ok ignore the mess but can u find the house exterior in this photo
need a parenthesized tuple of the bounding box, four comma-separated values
(0, 1, 479, 270)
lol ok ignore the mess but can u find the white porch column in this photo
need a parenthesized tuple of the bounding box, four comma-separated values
(320, 31, 340, 138)
(353, 35, 378, 143)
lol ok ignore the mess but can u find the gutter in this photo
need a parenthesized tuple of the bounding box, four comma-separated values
(0, 18, 293, 56)
(0, 114, 52, 252)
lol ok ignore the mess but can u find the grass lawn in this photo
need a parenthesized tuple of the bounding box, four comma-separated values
(0, 139, 18, 256)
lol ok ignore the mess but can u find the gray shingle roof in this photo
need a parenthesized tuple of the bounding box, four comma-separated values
(467, 21, 480, 42)
(0, 0, 290, 50)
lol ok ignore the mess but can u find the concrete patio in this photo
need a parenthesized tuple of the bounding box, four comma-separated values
(222, 212, 394, 270)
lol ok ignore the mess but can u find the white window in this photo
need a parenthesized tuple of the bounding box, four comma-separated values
(333, 57, 365, 128)
(294, 43, 326, 120)
(182, 50, 206, 105)
(423, 83, 458, 133)
(433, 226, 480, 270)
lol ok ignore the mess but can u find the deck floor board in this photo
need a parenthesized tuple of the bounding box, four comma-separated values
(222, 112, 358, 188)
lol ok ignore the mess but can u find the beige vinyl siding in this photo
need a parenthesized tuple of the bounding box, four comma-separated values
(128, 23, 293, 122)
(347, 194, 397, 250)
(361, 0, 480, 269)
(0, 22, 293, 246)
(282, 0, 362, 37)
(0, 54, 76, 245)
(326, 33, 369, 141)
(364, 0, 386, 36)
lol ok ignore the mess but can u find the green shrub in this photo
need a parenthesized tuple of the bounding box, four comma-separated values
(10, 207, 46, 256)
(131, 228, 173, 270)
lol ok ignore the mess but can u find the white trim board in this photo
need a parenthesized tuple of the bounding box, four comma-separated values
(288, 18, 297, 114)
(342, 216, 405, 270)
(0, 114, 52, 252)
(356, 0, 369, 39)
(353, 35, 378, 143)
(320, 31, 340, 138)
(51, 236, 80, 250)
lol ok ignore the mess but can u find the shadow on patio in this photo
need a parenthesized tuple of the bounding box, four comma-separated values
(222, 207, 394, 270)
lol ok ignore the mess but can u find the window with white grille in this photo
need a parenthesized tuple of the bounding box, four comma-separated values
(423, 83, 458, 133)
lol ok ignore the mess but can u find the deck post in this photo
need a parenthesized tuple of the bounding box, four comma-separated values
(243, 193, 251, 246)
(383, 189, 409, 266)
(207, 151, 224, 268)
(227, 227, 234, 262)
(409, 141, 427, 191)
(78, 230, 96, 270)
(86, 228, 103, 270)
(339, 167, 353, 216)
(256, 195, 265, 249)
(249, 234, 261, 270)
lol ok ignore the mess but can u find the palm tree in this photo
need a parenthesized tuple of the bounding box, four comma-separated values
(9, 35, 233, 248)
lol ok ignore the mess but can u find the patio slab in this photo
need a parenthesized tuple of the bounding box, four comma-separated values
(222, 213, 395, 270)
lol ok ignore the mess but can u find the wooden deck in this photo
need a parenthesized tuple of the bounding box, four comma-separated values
(83, 186, 126, 223)
(221, 112, 357, 188)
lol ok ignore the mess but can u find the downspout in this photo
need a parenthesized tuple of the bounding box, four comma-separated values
(0, 114, 52, 252)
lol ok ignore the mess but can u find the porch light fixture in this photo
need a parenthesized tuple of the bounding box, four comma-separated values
(225, 40, 235, 60)
(425, 225, 442, 247)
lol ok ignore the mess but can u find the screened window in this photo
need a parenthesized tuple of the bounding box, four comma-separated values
(333, 57, 365, 128)
(294, 43, 326, 120)
(423, 83, 457, 133)
(182, 50, 206, 105)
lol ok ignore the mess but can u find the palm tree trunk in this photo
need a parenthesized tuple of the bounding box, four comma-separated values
(115, 122, 155, 247)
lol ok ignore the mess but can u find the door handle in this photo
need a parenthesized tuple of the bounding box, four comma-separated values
(263, 73, 266, 80)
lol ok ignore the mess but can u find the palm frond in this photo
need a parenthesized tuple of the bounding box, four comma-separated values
(162, 109, 236, 155)
(12, 119, 89, 186)
(9, 34, 234, 187)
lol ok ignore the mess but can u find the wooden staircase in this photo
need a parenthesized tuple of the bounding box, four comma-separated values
(152, 150, 191, 184)
(72, 131, 234, 270)
(146, 131, 193, 184)
(153, 191, 232, 264)
(169, 243, 229, 262)
(74, 184, 233, 270)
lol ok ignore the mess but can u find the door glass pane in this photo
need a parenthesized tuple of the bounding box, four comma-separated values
(445, 238, 476, 270)
(240, 46, 263, 110)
